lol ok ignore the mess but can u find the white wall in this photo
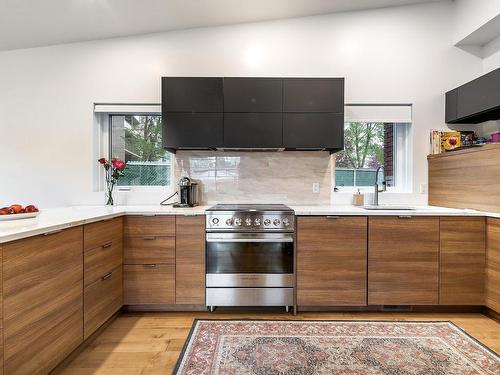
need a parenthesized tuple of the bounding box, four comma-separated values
(0, 1, 483, 208)
(453, 0, 500, 44)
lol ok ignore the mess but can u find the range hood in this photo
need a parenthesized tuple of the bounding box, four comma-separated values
(162, 77, 345, 153)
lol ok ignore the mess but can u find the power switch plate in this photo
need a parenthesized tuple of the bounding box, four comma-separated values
(312, 182, 320, 193)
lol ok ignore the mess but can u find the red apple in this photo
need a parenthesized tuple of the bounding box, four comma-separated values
(9, 204, 23, 214)
(25, 205, 39, 213)
(0, 207, 10, 215)
(449, 136, 458, 146)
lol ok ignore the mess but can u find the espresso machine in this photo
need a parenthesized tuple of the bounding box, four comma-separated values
(173, 177, 199, 207)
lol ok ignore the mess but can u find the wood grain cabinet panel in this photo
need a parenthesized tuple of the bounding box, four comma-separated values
(84, 240, 123, 287)
(3, 227, 83, 375)
(440, 217, 485, 305)
(124, 236, 175, 265)
(84, 266, 123, 339)
(175, 216, 206, 305)
(486, 218, 500, 313)
(124, 216, 175, 237)
(368, 216, 439, 305)
(124, 264, 175, 305)
(297, 216, 367, 306)
(84, 217, 123, 251)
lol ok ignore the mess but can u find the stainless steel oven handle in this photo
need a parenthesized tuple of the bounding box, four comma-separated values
(206, 233, 294, 243)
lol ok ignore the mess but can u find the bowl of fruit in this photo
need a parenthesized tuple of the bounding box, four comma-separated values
(0, 204, 40, 221)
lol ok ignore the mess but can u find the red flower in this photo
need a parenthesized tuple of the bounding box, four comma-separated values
(111, 158, 126, 170)
(98, 158, 106, 164)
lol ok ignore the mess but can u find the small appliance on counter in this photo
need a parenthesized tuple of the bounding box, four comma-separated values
(160, 176, 199, 207)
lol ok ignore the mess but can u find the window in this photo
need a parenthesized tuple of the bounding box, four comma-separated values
(110, 114, 171, 187)
(335, 105, 412, 191)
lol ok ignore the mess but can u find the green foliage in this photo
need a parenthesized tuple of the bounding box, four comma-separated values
(124, 116, 169, 162)
(336, 122, 385, 169)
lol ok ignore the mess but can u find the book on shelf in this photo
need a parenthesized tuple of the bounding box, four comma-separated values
(430, 130, 462, 154)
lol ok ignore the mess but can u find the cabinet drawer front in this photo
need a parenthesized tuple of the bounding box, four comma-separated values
(84, 266, 123, 339)
(162, 77, 223, 113)
(125, 216, 175, 237)
(223, 77, 283, 112)
(3, 226, 83, 375)
(283, 113, 344, 149)
(224, 113, 283, 148)
(283, 78, 344, 113)
(124, 236, 175, 265)
(84, 217, 123, 251)
(84, 240, 123, 287)
(124, 264, 175, 305)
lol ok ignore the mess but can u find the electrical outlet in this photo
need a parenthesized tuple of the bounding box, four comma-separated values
(420, 183, 428, 194)
(312, 182, 320, 193)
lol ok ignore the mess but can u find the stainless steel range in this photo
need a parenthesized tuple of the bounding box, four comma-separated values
(205, 204, 295, 311)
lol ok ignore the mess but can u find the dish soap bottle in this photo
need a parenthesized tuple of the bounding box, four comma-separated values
(353, 189, 364, 206)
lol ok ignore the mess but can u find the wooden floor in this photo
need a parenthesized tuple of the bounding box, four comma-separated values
(61, 311, 500, 375)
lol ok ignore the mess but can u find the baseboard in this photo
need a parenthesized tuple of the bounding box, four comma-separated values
(482, 306, 500, 322)
(123, 304, 207, 312)
(50, 310, 121, 374)
(297, 305, 483, 313)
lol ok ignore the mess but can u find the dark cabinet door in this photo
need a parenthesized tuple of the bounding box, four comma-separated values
(224, 113, 283, 148)
(223, 78, 283, 112)
(445, 89, 458, 123)
(457, 68, 500, 121)
(283, 113, 343, 150)
(162, 113, 223, 149)
(283, 78, 344, 113)
(162, 77, 223, 112)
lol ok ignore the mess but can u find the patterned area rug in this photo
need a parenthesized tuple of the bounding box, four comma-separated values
(173, 320, 500, 375)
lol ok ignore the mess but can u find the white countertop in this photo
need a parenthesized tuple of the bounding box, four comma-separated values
(0, 204, 491, 244)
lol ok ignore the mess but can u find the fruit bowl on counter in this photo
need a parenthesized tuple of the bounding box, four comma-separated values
(0, 204, 40, 221)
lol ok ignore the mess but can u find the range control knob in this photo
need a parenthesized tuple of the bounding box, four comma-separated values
(226, 218, 233, 226)
(254, 218, 261, 226)
(273, 219, 281, 226)
(282, 218, 290, 226)
(234, 218, 242, 226)
(211, 218, 219, 225)
(245, 217, 252, 226)
(264, 219, 271, 226)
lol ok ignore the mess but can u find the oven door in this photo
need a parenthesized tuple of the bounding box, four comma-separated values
(206, 232, 294, 287)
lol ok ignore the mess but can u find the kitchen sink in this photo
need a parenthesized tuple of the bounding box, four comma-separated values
(363, 205, 415, 211)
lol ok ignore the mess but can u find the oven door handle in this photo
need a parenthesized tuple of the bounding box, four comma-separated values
(206, 233, 294, 243)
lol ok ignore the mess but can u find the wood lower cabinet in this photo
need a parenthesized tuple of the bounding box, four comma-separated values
(84, 266, 123, 339)
(124, 264, 175, 304)
(440, 217, 485, 305)
(297, 216, 367, 306)
(124, 236, 175, 265)
(3, 227, 83, 375)
(486, 218, 500, 313)
(175, 215, 206, 305)
(368, 216, 439, 305)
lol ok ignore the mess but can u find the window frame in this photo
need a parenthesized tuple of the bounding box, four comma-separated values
(94, 104, 174, 193)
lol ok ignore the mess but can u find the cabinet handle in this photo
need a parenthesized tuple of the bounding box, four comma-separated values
(326, 216, 340, 219)
(102, 241, 113, 248)
(143, 264, 157, 269)
(398, 215, 413, 219)
(102, 272, 113, 280)
(43, 229, 62, 236)
(142, 236, 156, 241)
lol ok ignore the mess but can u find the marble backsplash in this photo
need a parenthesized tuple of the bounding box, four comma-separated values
(174, 151, 333, 205)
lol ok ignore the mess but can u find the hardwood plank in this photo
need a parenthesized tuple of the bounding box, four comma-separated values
(175, 216, 205, 305)
(487, 218, 500, 313)
(124, 236, 175, 265)
(297, 216, 367, 306)
(85, 239, 123, 287)
(84, 266, 123, 339)
(428, 145, 500, 213)
(440, 217, 485, 305)
(368, 216, 439, 305)
(124, 264, 175, 305)
(3, 226, 84, 375)
(60, 311, 500, 374)
(124, 216, 175, 237)
(84, 217, 123, 252)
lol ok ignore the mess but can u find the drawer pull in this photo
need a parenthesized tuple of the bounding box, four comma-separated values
(102, 272, 113, 280)
(143, 264, 157, 269)
(398, 215, 413, 219)
(142, 236, 156, 241)
(102, 241, 113, 248)
(43, 229, 62, 236)
(326, 216, 340, 219)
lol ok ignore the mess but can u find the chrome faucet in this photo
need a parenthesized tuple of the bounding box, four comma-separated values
(373, 165, 386, 206)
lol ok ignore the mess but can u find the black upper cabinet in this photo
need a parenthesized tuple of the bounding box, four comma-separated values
(162, 112, 223, 150)
(283, 78, 344, 113)
(224, 113, 283, 148)
(283, 113, 344, 151)
(446, 67, 500, 124)
(162, 77, 223, 112)
(223, 78, 283, 112)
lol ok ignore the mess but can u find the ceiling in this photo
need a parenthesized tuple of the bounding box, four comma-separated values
(0, 0, 444, 51)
